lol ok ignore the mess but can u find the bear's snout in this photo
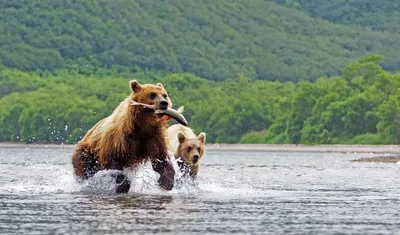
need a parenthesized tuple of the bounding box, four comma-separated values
(158, 99, 169, 110)
(192, 155, 199, 164)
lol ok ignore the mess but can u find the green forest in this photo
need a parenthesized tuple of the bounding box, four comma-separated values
(1, 55, 399, 144)
(0, 0, 400, 144)
(2, 0, 400, 82)
(269, 0, 400, 32)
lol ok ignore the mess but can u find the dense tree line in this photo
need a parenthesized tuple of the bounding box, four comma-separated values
(269, 0, 400, 32)
(2, 0, 400, 82)
(241, 55, 400, 144)
(0, 55, 399, 144)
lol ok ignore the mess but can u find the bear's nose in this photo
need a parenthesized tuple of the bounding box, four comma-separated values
(159, 99, 168, 110)
(192, 155, 199, 163)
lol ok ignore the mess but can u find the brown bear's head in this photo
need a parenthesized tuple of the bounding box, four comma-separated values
(176, 131, 206, 165)
(130, 80, 172, 111)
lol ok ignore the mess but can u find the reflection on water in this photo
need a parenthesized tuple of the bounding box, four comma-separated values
(87, 194, 174, 210)
(1, 147, 400, 234)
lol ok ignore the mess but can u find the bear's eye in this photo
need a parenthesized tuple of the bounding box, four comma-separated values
(197, 147, 201, 152)
(149, 92, 157, 99)
(187, 146, 192, 152)
(163, 94, 168, 99)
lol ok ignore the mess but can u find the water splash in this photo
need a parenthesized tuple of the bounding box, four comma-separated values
(0, 149, 272, 198)
(69, 152, 202, 196)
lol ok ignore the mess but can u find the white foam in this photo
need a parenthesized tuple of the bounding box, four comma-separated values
(1, 165, 79, 195)
(1, 152, 267, 199)
(75, 152, 201, 196)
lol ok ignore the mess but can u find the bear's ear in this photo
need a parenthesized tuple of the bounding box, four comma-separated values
(156, 82, 164, 88)
(130, 80, 142, 92)
(178, 131, 186, 144)
(198, 132, 206, 144)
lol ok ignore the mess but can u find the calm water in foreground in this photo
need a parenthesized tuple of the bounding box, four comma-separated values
(0, 147, 400, 235)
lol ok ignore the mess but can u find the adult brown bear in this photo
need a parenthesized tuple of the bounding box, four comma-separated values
(72, 80, 176, 193)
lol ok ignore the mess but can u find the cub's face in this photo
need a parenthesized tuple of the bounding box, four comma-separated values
(130, 80, 172, 110)
(177, 132, 206, 165)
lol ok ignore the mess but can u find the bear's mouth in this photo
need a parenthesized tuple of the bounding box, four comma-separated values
(130, 100, 188, 126)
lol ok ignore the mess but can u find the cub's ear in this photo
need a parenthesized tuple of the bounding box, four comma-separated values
(130, 80, 142, 92)
(198, 132, 206, 144)
(178, 131, 186, 144)
(156, 83, 164, 88)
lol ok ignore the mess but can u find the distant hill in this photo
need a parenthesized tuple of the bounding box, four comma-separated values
(269, 0, 400, 32)
(1, 0, 400, 81)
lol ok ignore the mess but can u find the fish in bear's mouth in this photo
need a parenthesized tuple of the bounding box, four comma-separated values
(130, 100, 188, 126)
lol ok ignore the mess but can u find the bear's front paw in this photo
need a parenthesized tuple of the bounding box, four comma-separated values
(158, 164, 175, 190)
(115, 173, 131, 194)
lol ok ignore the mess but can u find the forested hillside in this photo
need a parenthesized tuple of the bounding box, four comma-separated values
(270, 0, 400, 32)
(2, 0, 400, 81)
(1, 1, 400, 144)
(1, 55, 399, 144)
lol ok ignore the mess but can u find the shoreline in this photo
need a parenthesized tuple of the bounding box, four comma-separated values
(207, 144, 400, 154)
(0, 143, 399, 154)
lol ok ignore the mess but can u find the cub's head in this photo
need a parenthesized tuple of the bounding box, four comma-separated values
(130, 80, 172, 111)
(176, 131, 206, 165)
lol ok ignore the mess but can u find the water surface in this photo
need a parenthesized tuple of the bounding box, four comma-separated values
(1, 147, 399, 234)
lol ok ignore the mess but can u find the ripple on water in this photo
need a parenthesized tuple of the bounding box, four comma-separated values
(1, 148, 400, 234)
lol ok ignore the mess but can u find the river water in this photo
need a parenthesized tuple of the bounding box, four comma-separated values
(0, 147, 399, 234)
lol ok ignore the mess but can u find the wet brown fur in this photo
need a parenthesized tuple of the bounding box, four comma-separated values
(71, 80, 174, 190)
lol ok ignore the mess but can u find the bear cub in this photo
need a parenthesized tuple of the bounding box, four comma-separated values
(166, 124, 206, 178)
